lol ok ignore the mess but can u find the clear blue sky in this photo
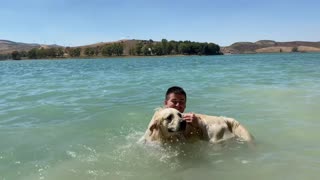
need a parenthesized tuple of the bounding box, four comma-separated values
(1, 0, 319, 46)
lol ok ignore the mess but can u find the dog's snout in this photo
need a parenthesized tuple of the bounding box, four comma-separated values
(179, 119, 187, 131)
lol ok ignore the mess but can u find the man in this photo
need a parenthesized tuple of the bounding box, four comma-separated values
(164, 86, 198, 125)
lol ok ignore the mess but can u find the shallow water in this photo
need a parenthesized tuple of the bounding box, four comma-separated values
(1, 53, 320, 180)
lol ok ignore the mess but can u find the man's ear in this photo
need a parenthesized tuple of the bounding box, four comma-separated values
(164, 100, 168, 106)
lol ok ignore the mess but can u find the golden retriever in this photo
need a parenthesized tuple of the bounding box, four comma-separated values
(141, 108, 254, 144)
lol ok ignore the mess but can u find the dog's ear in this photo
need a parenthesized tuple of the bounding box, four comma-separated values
(149, 121, 159, 132)
(148, 109, 162, 135)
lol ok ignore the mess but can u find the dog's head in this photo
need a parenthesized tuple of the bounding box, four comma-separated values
(149, 108, 187, 138)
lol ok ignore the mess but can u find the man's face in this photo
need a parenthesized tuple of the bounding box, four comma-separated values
(164, 93, 186, 113)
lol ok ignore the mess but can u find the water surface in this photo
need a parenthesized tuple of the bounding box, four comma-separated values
(1, 53, 320, 180)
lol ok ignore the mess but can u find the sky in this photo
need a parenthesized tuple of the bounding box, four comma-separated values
(1, 0, 319, 47)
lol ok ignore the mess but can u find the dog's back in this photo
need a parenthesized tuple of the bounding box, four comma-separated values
(184, 113, 254, 144)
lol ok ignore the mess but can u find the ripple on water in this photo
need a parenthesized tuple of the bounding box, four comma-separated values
(1, 54, 320, 179)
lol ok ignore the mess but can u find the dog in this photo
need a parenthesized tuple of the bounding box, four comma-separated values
(141, 107, 254, 145)
(140, 107, 187, 144)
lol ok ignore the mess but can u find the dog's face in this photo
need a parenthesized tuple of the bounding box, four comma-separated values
(150, 108, 187, 137)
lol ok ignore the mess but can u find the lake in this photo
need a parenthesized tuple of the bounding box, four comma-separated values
(1, 53, 319, 180)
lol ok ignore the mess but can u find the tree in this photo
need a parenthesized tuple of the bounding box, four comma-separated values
(152, 43, 163, 55)
(65, 47, 71, 55)
(141, 44, 153, 56)
(112, 43, 124, 56)
(161, 39, 168, 55)
(135, 42, 143, 55)
(94, 46, 100, 56)
(206, 43, 220, 55)
(129, 47, 136, 55)
(11, 51, 21, 60)
(167, 42, 174, 54)
(56, 48, 64, 57)
(69, 48, 81, 57)
(28, 48, 37, 59)
(190, 43, 201, 55)
(84, 47, 95, 56)
(292, 47, 298, 52)
(20, 51, 27, 58)
(46, 48, 57, 58)
(168, 41, 178, 54)
(178, 43, 189, 54)
(101, 45, 113, 56)
(36, 48, 47, 58)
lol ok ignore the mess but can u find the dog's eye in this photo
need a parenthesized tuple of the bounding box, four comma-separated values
(167, 114, 173, 122)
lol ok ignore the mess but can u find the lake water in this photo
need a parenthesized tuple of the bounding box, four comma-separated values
(1, 53, 320, 180)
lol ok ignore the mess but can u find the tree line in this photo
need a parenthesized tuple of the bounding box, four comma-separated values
(9, 43, 125, 60)
(6, 39, 222, 60)
(129, 39, 221, 56)
(10, 47, 65, 60)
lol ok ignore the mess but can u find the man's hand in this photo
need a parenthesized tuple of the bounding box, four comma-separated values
(182, 113, 198, 126)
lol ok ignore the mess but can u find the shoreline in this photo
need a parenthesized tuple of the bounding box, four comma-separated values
(1, 51, 320, 61)
(0, 54, 208, 61)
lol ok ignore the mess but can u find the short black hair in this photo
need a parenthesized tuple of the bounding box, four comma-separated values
(165, 86, 187, 100)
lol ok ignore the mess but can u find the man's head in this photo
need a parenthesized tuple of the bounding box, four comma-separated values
(164, 86, 187, 113)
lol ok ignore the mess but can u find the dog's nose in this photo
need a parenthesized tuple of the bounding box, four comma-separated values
(179, 120, 187, 131)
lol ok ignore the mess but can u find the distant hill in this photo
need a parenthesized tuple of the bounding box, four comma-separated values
(0, 39, 143, 56)
(2, 39, 320, 57)
(0, 40, 61, 54)
(221, 40, 320, 54)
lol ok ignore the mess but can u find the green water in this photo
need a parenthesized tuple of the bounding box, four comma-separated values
(1, 53, 320, 180)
